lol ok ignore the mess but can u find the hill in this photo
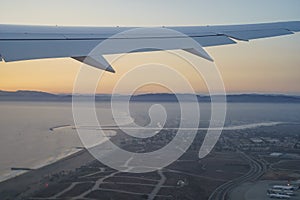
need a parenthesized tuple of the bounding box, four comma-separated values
(0, 90, 299, 103)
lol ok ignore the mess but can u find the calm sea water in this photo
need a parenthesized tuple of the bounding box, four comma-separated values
(0, 101, 300, 182)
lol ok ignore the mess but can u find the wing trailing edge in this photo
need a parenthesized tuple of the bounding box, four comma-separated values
(0, 21, 299, 72)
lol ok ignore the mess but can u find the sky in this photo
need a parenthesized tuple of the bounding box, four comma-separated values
(0, 0, 300, 94)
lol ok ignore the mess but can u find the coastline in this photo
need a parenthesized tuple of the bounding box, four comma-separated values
(0, 120, 298, 199)
(0, 148, 81, 183)
(0, 129, 124, 200)
(0, 149, 95, 200)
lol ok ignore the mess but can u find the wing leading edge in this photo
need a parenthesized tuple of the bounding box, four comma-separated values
(0, 21, 299, 72)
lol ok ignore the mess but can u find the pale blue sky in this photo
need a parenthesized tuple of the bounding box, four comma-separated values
(1, 0, 300, 26)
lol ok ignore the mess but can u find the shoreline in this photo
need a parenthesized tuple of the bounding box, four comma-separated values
(0, 122, 297, 199)
(0, 148, 82, 183)
(0, 149, 95, 200)
(0, 129, 125, 200)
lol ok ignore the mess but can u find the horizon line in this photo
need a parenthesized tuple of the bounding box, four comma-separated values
(1, 89, 300, 97)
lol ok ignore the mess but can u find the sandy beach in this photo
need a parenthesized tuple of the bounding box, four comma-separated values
(0, 149, 95, 200)
(0, 128, 125, 200)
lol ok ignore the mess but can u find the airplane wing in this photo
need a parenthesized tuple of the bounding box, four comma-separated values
(0, 21, 299, 72)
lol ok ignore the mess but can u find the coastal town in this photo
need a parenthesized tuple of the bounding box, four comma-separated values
(0, 121, 299, 200)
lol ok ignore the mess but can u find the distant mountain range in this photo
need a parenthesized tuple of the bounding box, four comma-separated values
(130, 93, 300, 103)
(0, 90, 300, 103)
(0, 90, 66, 101)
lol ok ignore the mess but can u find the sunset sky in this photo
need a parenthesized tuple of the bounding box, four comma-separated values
(0, 0, 300, 94)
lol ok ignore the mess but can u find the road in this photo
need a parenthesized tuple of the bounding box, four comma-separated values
(208, 151, 267, 200)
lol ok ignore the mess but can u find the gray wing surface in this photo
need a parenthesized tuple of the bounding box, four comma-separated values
(0, 21, 299, 72)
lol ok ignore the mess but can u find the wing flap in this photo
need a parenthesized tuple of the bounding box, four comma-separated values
(192, 35, 236, 47)
(281, 21, 300, 32)
(222, 28, 294, 41)
(0, 40, 103, 62)
(0, 37, 214, 62)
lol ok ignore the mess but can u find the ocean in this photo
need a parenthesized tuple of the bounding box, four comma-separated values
(0, 101, 300, 182)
